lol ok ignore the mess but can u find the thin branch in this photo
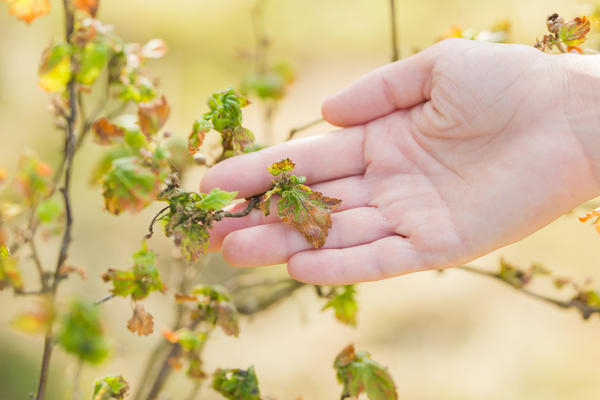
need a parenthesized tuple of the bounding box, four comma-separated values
(214, 195, 262, 221)
(235, 280, 305, 315)
(94, 293, 116, 306)
(286, 117, 324, 141)
(185, 381, 202, 400)
(145, 205, 170, 239)
(35, 2, 77, 398)
(456, 265, 600, 320)
(389, 0, 400, 62)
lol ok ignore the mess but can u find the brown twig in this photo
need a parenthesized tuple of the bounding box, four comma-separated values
(94, 293, 116, 306)
(286, 117, 325, 141)
(456, 265, 600, 320)
(389, 0, 400, 62)
(35, 2, 77, 398)
(215, 195, 262, 220)
(145, 205, 170, 239)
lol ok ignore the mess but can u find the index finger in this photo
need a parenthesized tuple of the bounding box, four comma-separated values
(200, 125, 366, 198)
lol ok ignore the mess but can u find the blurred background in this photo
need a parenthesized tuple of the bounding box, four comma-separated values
(1, 0, 600, 399)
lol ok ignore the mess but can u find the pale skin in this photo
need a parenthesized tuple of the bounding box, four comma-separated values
(200, 38, 600, 285)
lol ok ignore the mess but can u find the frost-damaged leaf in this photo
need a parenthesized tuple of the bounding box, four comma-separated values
(334, 344, 398, 400)
(278, 185, 341, 248)
(38, 42, 71, 93)
(212, 366, 260, 400)
(11, 298, 53, 334)
(222, 126, 255, 156)
(76, 41, 109, 86)
(579, 207, 600, 234)
(322, 285, 358, 326)
(260, 159, 341, 248)
(4, 0, 50, 24)
(267, 158, 295, 176)
(127, 303, 154, 336)
(187, 119, 212, 154)
(92, 118, 125, 145)
(14, 152, 53, 203)
(161, 189, 234, 263)
(57, 298, 109, 364)
(559, 16, 591, 46)
(0, 245, 23, 292)
(183, 285, 240, 336)
(93, 374, 129, 400)
(138, 95, 170, 138)
(74, 0, 97, 17)
(166, 219, 209, 263)
(102, 242, 165, 300)
(101, 156, 161, 215)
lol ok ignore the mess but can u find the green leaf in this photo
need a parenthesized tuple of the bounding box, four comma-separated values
(38, 42, 71, 93)
(92, 374, 129, 400)
(322, 285, 358, 326)
(57, 298, 109, 364)
(36, 195, 63, 224)
(76, 41, 109, 85)
(102, 242, 165, 300)
(101, 156, 161, 215)
(0, 245, 23, 292)
(90, 146, 134, 184)
(199, 189, 238, 211)
(334, 344, 398, 400)
(212, 366, 260, 400)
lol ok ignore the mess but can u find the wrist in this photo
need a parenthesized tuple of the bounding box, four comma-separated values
(557, 53, 600, 194)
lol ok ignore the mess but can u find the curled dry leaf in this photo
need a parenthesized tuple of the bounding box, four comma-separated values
(4, 0, 51, 24)
(58, 264, 87, 281)
(559, 16, 591, 46)
(92, 118, 125, 145)
(127, 303, 154, 336)
(137, 95, 170, 137)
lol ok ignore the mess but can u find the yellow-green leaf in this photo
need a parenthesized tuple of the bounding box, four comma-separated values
(38, 42, 71, 93)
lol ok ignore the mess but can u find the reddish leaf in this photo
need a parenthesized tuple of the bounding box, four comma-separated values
(137, 95, 170, 137)
(93, 118, 125, 145)
(58, 264, 87, 281)
(4, 0, 50, 23)
(74, 0, 97, 16)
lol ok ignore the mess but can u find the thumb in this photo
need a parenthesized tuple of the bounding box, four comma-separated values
(321, 42, 441, 127)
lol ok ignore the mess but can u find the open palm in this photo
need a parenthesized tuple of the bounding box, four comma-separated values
(201, 39, 599, 285)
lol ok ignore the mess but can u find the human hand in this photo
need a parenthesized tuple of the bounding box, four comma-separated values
(201, 38, 600, 285)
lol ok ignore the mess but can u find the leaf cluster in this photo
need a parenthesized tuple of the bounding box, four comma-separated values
(188, 88, 255, 158)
